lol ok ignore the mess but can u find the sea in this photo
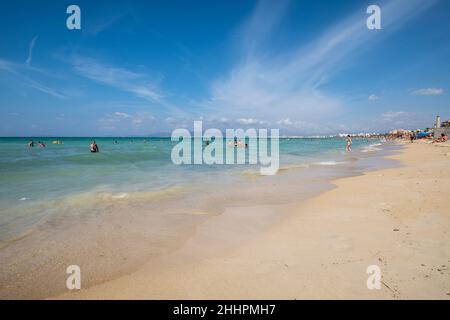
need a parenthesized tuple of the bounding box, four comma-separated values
(0, 136, 400, 298)
(0, 136, 385, 243)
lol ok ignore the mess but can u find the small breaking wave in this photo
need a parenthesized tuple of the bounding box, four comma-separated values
(314, 161, 346, 166)
(361, 143, 382, 153)
(278, 163, 310, 172)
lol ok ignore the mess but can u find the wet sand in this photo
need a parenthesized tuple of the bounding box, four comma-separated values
(55, 141, 450, 299)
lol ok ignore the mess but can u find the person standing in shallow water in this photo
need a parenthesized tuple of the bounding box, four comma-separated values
(346, 135, 352, 152)
(90, 141, 99, 153)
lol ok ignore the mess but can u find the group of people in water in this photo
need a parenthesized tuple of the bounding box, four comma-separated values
(204, 137, 249, 148)
(230, 137, 249, 148)
(28, 140, 46, 148)
(26, 135, 379, 154)
(28, 139, 99, 152)
(27, 137, 354, 152)
(27, 139, 154, 153)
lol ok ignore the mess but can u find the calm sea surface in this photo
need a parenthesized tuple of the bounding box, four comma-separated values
(0, 137, 381, 241)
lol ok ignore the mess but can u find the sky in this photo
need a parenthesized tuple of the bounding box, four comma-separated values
(0, 0, 449, 136)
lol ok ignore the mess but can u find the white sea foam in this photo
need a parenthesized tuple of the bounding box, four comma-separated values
(361, 143, 382, 153)
(112, 193, 129, 199)
(315, 161, 346, 166)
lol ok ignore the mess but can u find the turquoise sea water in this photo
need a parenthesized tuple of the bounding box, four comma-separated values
(0, 137, 381, 242)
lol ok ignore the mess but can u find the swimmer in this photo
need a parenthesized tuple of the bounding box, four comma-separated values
(38, 141, 46, 148)
(346, 135, 352, 152)
(90, 141, 99, 153)
(28, 140, 34, 147)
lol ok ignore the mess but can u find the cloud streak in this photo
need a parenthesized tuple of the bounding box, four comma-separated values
(26, 36, 38, 66)
(70, 56, 193, 120)
(84, 14, 125, 35)
(197, 0, 439, 133)
(71, 56, 164, 102)
(97, 111, 156, 133)
(412, 88, 444, 96)
(0, 58, 66, 98)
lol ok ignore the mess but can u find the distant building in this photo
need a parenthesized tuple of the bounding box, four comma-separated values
(432, 116, 450, 138)
(435, 115, 441, 128)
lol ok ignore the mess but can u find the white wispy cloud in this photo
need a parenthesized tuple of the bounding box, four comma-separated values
(84, 14, 125, 35)
(379, 111, 424, 128)
(237, 0, 290, 59)
(412, 88, 444, 96)
(382, 111, 408, 121)
(114, 112, 131, 118)
(195, 0, 439, 133)
(26, 36, 38, 66)
(275, 117, 347, 134)
(277, 118, 293, 126)
(71, 56, 163, 102)
(236, 118, 267, 125)
(98, 111, 155, 132)
(26, 79, 66, 99)
(0, 58, 66, 98)
(368, 94, 379, 101)
(71, 56, 192, 120)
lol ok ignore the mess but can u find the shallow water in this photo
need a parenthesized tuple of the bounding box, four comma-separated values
(0, 136, 396, 299)
(0, 136, 377, 242)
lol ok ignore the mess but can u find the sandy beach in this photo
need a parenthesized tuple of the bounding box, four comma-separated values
(54, 141, 450, 300)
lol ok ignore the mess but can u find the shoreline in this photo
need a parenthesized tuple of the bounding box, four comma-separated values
(54, 140, 450, 299)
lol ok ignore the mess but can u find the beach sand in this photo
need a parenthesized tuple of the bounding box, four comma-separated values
(54, 140, 450, 300)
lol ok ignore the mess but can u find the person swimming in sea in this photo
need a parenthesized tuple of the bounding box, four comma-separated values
(90, 141, 99, 153)
(346, 135, 352, 152)
(38, 141, 46, 148)
(28, 140, 34, 147)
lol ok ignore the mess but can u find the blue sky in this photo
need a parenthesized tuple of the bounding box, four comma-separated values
(0, 0, 449, 136)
